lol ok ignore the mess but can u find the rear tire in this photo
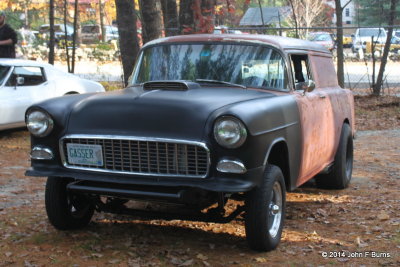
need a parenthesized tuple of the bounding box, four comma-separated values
(245, 164, 286, 251)
(45, 177, 94, 230)
(316, 123, 353, 189)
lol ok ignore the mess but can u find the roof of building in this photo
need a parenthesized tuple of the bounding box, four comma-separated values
(239, 6, 291, 26)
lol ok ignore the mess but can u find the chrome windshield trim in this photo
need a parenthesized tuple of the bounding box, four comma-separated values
(59, 134, 210, 179)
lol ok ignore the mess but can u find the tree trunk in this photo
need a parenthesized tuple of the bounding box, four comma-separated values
(63, 0, 71, 72)
(372, 0, 397, 96)
(179, 0, 215, 34)
(287, 0, 299, 38)
(115, 0, 140, 86)
(49, 0, 55, 65)
(99, 0, 106, 42)
(180, 0, 195, 34)
(335, 0, 344, 88)
(139, 0, 162, 44)
(160, 0, 179, 36)
(71, 0, 79, 73)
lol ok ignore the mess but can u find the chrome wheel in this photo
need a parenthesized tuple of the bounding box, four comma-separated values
(245, 164, 286, 251)
(268, 181, 283, 238)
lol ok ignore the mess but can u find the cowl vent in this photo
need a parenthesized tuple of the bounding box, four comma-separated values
(143, 81, 200, 91)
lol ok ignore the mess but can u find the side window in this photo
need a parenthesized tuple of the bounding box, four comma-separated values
(290, 54, 312, 90)
(242, 50, 288, 90)
(6, 66, 46, 87)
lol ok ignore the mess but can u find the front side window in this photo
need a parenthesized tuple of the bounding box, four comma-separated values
(290, 55, 312, 89)
(132, 44, 288, 90)
(6, 66, 46, 87)
(0, 66, 11, 85)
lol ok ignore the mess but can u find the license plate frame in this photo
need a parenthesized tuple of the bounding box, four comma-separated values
(66, 143, 103, 166)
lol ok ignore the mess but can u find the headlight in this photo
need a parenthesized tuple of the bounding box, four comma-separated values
(26, 110, 54, 137)
(214, 116, 247, 148)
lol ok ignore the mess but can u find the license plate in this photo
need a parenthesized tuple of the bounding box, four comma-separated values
(66, 143, 103, 166)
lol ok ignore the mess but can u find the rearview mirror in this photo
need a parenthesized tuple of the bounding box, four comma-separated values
(295, 80, 315, 93)
(16, 77, 25, 86)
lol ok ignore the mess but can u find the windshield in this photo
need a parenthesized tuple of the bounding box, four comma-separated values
(0, 66, 11, 85)
(132, 44, 288, 90)
(359, 28, 386, 37)
(308, 33, 332, 41)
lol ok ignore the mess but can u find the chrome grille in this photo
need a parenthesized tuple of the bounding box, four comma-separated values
(60, 135, 209, 178)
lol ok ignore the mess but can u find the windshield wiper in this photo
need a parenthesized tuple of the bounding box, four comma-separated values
(195, 79, 247, 89)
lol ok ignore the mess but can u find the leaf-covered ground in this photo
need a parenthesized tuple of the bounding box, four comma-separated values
(0, 96, 399, 267)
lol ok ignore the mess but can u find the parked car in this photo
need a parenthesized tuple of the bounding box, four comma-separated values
(25, 34, 355, 252)
(343, 35, 353, 48)
(0, 59, 105, 131)
(81, 24, 119, 44)
(17, 28, 38, 48)
(38, 24, 74, 47)
(307, 32, 336, 51)
(352, 27, 387, 52)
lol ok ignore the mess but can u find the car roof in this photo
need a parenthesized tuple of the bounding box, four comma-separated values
(143, 34, 330, 53)
(0, 59, 78, 79)
(0, 59, 53, 68)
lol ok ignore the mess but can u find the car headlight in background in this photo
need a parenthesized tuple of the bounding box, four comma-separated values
(214, 116, 247, 149)
(26, 110, 54, 137)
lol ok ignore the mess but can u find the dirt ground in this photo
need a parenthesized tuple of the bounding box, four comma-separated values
(0, 96, 399, 267)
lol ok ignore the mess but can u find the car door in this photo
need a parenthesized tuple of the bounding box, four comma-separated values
(290, 54, 335, 186)
(0, 66, 50, 126)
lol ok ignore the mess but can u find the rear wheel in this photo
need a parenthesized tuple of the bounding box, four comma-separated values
(45, 177, 94, 230)
(316, 123, 353, 189)
(245, 164, 286, 251)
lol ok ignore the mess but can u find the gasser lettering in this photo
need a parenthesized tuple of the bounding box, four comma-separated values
(69, 148, 94, 159)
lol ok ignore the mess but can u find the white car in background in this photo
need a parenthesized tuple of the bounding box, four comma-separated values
(352, 27, 387, 52)
(0, 59, 105, 131)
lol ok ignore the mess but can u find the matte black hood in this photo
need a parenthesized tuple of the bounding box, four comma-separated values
(66, 86, 276, 140)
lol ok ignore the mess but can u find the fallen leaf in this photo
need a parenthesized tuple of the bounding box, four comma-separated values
(316, 208, 328, 217)
(255, 257, 267, 263)
(91, 253, 103, 258)
(170, 257, 182, 265)
(5, 252, 12, 257)
(197, 253, 208, 261)
(355, 237, 368, 248)
(372, 226, 383, 232)
(180, 259, 194, 266)
(377, 211, 390, 221)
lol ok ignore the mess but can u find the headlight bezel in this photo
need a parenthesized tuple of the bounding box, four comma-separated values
(213, 116, 247, 149)
(25, 109, 54, 137)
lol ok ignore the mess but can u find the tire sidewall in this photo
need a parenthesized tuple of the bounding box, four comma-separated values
(245, 165, 286, 251)
(45, 176, 94, 230)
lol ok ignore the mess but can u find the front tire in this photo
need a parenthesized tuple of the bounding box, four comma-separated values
(45, 177, 94, 230)
(245, 165, 286, 251)
(316, 123, 353, 189)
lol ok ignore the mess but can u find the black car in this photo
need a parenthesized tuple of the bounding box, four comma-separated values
(26, 34, 355, 251)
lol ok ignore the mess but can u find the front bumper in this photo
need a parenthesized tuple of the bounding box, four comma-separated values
(26, 164, 265, 193)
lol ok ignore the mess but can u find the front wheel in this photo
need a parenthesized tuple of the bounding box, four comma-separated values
(245, 164, 286, 251)
(45, 177, 94, 230)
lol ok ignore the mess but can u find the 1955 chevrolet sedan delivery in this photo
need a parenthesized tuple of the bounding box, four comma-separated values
(25, 34, 354, 251)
